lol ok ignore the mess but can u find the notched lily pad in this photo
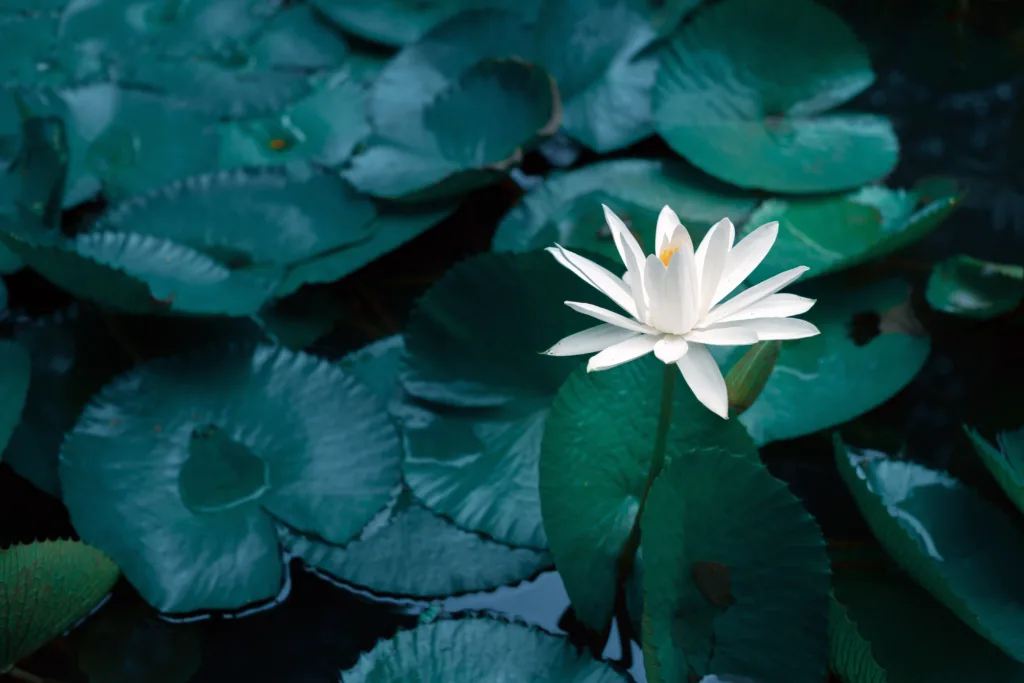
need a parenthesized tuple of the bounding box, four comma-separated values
(59, 344, 403, 614)
(925, 255, 1024, 319)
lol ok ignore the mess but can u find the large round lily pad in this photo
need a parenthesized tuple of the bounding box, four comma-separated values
(835, 437, 1024, 662)
(342, 617, 629, 683)
(652, 0, 897, 193)
(59, 344, 403, 614)
(641, 450, 830, 683)
(0, 339, 31, 463)
(492, 158, 757, 262)
(925, 255, 1024, 319)
(0, 539, 120, 671)
(540, 356, 758, 633)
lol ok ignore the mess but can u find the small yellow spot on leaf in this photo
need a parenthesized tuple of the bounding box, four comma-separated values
(268, 138, 288, 151)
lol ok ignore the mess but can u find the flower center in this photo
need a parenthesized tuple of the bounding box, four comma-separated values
(659, 247, 679, 267)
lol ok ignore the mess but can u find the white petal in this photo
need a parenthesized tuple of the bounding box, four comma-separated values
(544, 324, 640, 356)
(662, 249, 689, 334)
(602, 205, 646, 281)
(654, 336, 689, 363)
(656, 205, 680, 255)
(642, 254, 669, 331)
(676, 343, 729, 419)
(548, 245, 638, 318)
(694, 217, 735, 318)
(711, 293, 815, 324)
(702, 266, 808, 327)
(712, 221, 779, 306)
(587, 335, 658, 372)
(684, 326, 760, 346)
(564, 301, 655, 334)
(716, 318, 821, 340)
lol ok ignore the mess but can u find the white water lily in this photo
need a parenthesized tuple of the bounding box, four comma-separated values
(544, 204, 821, 419)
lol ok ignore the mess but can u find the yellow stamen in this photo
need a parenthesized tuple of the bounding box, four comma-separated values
(659, 247, 679, 267)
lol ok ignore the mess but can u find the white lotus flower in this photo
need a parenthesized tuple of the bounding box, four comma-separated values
(544, 204, 821, 419)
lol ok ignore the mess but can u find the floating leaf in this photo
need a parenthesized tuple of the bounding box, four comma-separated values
(965, 425, 1024, 520)
(828, 597, 886, 683)
(540, 356, 758, 632)
(246, 3, 350, 70)
(641, 450, 830, 683)
(492, 158, 757, 261)
(0, 539, 120, 670)
(0, 340, 31, 464)
(835, 437, 1024, 662)
(653, 0, 897, 192)
(0, 13, 62, 86)
(342, 618, 628, 683)
(925, 255, 1024, 319)
(59, 344, 402, 613)
(740, 187, 960, 282)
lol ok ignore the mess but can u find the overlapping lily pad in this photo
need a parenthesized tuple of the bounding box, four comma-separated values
(925, 255, 1024, 319)
(653, 0, 898, 193)
(965, 425, 1024, 517)
(0, 539, 121, 670)
(492, 158, 757, 261)
(59, 344, 403, 614)
(641, 450, 830, 683)
(540, 356, 758, 633)
(739, 186, 960, 282)
(342, 618, 629, 683)
(0, 339, 31, 463)
(835, 437, 1024, 662)
(722, 278, 931, 445)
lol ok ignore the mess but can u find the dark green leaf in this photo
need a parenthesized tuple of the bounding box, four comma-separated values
(0, 13, 62, 86)
(828, 597, 887, 683)
(3, 115, 68, 228)
(59, 344, 402, 613)
(653, 0, 897, 192)
(246, 3, 350, 70)
(0, 339, 31, 464)
(724, 340, 780, 415)
(965, 425, 1024, 521)
(925, 255, 1024, 319)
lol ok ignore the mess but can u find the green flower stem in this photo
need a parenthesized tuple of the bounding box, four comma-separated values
(616, 363, 677, 581)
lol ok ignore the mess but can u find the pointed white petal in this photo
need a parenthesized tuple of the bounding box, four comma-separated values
(547, 245, 638, 318)
(654, 336, 689, 363)
(543, 324, 640, 356)
(564, 301, 655, 334)
(694, 217, 735, 318)
(676, 343, 729, 419)
(711, 293, 816, 324)
(587, 335, 658, 372)
(712, 221, 779, 306)
(702, 266, 808, 327)
(642, 254, 669, 331)
(602, 204, 646, 277)
(715, 317, 821, 340)
(656, 205, 680, 255)
(662, 250, 688, 334)
(684, 326, 760, 346)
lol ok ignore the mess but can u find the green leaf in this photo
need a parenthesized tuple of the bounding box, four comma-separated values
(492, 158, 757, 261)
(731, 278, 931, 445)
(833, 567, 1024, 683)
(653, 0, 897, 193)
(3, 115, 68, 228)
(739, 187, 961, 282)
(254, 289, 345, 350)
(828, 597, 887, 683)
(0, 13, 62, 86)
(925, 255, 1024, 319)
(0, 539, 120, 671)
(400, 250, 610, 548)
(345, 55, 559, 201)
(246, 3, 350, 70)
(0, 339, 31, 464)
(965, 425, 1024, 520)
(59, 344, 402, 613)
(835, 436, 1024, 663)
(342, 617, 629, 682)
(540, 356, 758, 633)
(218, 68, 370, 170)
(724, 340, 780, 415)
(641, 450, 830, 683)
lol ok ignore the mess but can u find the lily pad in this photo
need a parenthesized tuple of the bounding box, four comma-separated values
(492, 158, 757, 262)
(739, 186, 961, 282)
(540, 356, 758, 633)
(835, 437, 1024, 662)
(925, 255, 1024, 319)
(400, 250, 611, 548)
(0, 13, 62, 86)
(345, 55, 560, 201)
(728, 278, 931, 445)
(641, 450, 830, 683)
(59, 344, 403, 614)
(965, 424, 1024, 518)
(342, 617, 629, 683)
(0, 539, 120, 671)
(828, 598, 886, 683)
(245, 3, 350, 70)
(0, 339, 31, 463)
(652, 0, 898, 193)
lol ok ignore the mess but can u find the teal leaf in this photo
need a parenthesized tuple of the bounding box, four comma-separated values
(59, 344, 403, 613)
(0, 13, 63, 86)
(2, 115, 69, 228)
(492, 158, 757, 261)
(0, 339, 31, 463)
(925, 255, 1024, 319)
(342, 617, 629, 682)
(641, 450, 830, 683)
(246, 3, 350, 70)
(964, 426, 1024, 518)
(835, 436, 1024, 663)
(653, 0, 897, 193)
(827, 597, 887, 683)
(540, 356, 758, 633)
